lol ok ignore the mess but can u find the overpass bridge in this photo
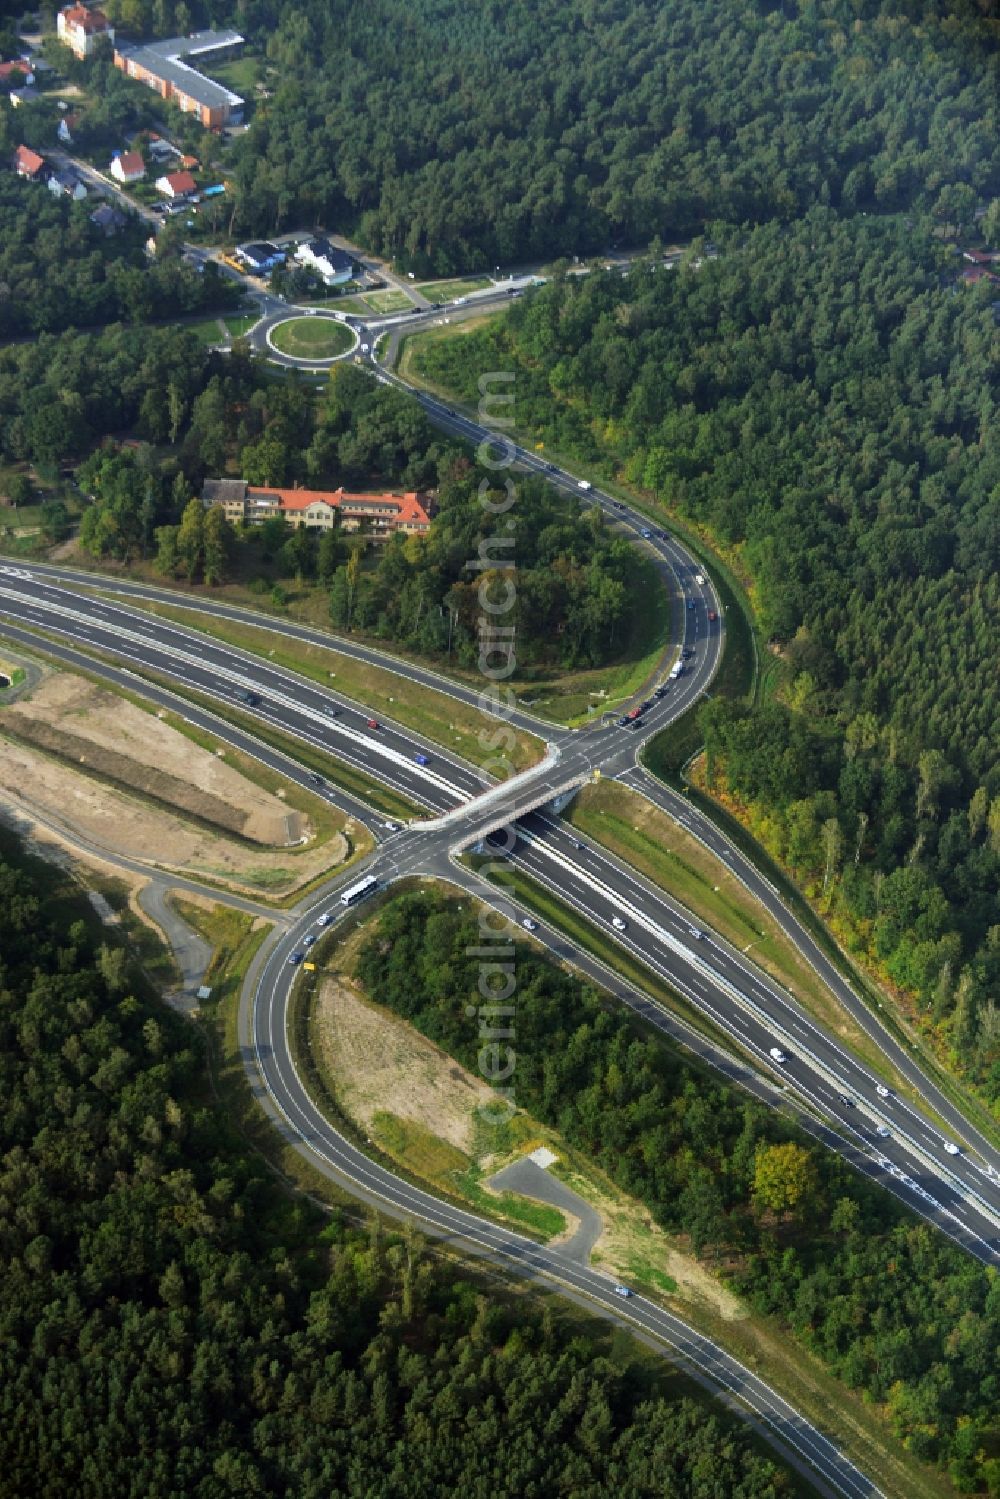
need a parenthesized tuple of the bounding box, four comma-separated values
(447, 770, 594, 855)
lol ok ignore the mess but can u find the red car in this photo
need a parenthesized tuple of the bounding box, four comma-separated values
(366, 718, 378, 729)
(707, 610, 718, 622)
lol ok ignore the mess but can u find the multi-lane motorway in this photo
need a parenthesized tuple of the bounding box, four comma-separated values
(2, 346, 998, 1497)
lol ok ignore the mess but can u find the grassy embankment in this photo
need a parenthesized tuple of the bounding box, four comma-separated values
(0, 636, 381, 898)
(91, 593, 545, 772)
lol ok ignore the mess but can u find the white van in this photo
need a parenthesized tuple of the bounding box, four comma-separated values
(578, 480, 592, 491)
(612, 915, 627, 931)
(695, 572, 706, 586)
(768, 1047, 788, 1063)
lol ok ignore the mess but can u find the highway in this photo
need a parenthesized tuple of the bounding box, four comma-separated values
(7, 558, 996, 1254)
(3, 319, 998, 1492)
(2, 483, 999, 1248)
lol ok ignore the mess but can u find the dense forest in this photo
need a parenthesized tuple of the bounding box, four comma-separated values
(0, 177, 236, 338)
(0, 842, 799, 1497)
(359, 890, 1000, 1494)
(208, 0, 1000, 267)
(413, 211, 1000, 1101)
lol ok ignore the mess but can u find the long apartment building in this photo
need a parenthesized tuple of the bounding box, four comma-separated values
(113, 30, 244, 129)
(201, 480, 434, 539)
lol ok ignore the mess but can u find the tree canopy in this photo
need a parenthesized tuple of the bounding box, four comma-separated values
(414, 211, 1000, 1100)
(0, 840, 797, 1498)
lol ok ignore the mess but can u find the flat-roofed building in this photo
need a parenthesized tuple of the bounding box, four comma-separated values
(114, 30, 244, 129)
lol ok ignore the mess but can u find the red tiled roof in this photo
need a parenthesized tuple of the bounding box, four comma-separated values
(114, 150, 144, 176)
(160, 169, 196, 195)
(61, 5, 110, 31)
(248, 486, 432, 527)
(13, 144, 45, 176)
(0, 60, 30, 81)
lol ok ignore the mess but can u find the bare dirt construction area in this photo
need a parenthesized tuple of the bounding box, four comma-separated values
(315, 975, 498, 1154)
(0, 674, 352, 895)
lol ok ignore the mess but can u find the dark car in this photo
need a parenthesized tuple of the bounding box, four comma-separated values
(239, 690, 261, 706)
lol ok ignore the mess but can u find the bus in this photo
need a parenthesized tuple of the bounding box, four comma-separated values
(340, 874, 379, 908)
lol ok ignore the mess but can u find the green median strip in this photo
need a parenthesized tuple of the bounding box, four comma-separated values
(92, 593, 545, 774)
(467, 855, 751, 1061)
(562, 781, 905, 1084)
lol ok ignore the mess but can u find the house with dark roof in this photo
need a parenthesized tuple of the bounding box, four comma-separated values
(293, 237, 354, 286)
(235, 241, 286, 274)
(90, 202, 127, 235)
(47, 170, 87, 202)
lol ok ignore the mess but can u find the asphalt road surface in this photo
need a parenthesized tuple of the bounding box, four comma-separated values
(3, 359, 998, 1492)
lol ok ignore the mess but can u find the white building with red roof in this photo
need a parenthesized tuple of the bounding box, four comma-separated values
(201, 481, 434, 540)
(57, 5, 114, 60)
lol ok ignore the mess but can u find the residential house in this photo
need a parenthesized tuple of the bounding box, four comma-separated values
(47, 170, 87, 202)
(9, 86, 40, 106)
(155, 169, 196, 199)
(201, 480, 434, 538)
(13, 144, 46, 180)
(293, 237, 354, 286)
(57, 111, 82, 144)
(114, 31, 244, 129)
(110, 150, 145, 184)
(235, 241, 286, 273)
(0, 61, 33, 86)
(57, 4, 114, 59)
(90, 202, 127, 235)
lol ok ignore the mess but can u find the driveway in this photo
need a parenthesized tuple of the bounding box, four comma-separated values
(485, 1156, 603, 1263)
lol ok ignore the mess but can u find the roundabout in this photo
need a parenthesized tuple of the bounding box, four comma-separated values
(265, 313, 357, 365)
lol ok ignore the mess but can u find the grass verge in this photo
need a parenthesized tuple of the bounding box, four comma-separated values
(269, 317, 354, 359)
(563, 781, 913, 1087)
(102, 594, 545, 772)
(467, 855, 743, 1056)
(0, 635, 370, 894)
(124, 663, 422, 823)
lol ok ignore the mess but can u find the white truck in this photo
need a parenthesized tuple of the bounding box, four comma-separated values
(694, 571, 706, 586)
(577, 479, 592, 491)
(668, 660, 683, 680)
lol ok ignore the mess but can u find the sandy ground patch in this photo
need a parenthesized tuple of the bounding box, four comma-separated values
(314, 969, 746, 1319)
(6, 674, 298, 844)
(0, 737, 350, 896)
(315, 977, 497, 1151)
